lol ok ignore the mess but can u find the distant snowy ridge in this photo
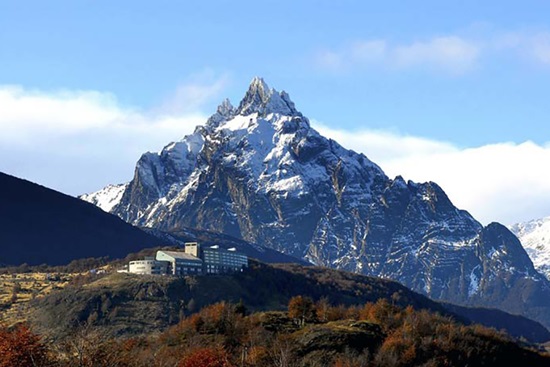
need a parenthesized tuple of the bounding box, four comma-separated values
(509, 216, 550, 280)
(80, 183, 128, 212)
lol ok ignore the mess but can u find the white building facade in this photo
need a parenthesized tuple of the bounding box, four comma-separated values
(128, 257, 169, 275)
(125, 243, 248, 276)
(155, 250, 203, 276)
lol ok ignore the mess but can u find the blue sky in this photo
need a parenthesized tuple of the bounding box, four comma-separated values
(2, 1, 550, 224)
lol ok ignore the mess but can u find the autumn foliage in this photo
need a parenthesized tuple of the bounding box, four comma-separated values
(2, 297, 549, 367)
(0, 324, 49, 367)
(288, 295, 317, 326)
(178, 347, 234, 367)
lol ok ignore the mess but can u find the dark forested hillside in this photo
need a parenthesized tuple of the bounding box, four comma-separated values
(0, 172, 161, 266)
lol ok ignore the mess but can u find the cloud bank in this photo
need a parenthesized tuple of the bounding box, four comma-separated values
(0, 80, 218, 196)
(315, 123, 550, 225)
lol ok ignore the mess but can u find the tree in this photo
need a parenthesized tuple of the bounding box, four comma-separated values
(186, 276, 198, 291)
(0, 324, 49, 367)
(316, 297, 330, 322)
(187, 298, 198, 313)
(235, 299, 247, 317)
(178, 347, 234, 367)
(56, 322, 124, 367)
(269, 334, 295, 367)
(10, 283, 21, 304)
(288, 296, 316, 326)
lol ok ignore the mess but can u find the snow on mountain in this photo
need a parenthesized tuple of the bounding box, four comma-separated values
(80, 183, 128, 212)
(82, 77, 550, 330)
(510, 216, 550, 280)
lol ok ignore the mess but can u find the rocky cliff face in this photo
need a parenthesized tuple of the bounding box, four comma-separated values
(82, 77, 550, 329)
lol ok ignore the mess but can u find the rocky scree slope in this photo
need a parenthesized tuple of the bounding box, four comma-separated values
(82, 78, 550, 329)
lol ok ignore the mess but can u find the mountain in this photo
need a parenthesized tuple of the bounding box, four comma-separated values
(141, 226, 310, 265)
(0, 171, 302, 267)
(82, 77, 550, 329)
(510, 216, 550, 280)
(0, 172, 162, 266)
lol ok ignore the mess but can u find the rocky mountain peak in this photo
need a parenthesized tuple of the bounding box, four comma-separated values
(236, 77, 300, 117)
(81, 79, 550, 331)
(206, 98, 236, 126)
(217, 98, 235, 116)
(479, 223, 537, 270)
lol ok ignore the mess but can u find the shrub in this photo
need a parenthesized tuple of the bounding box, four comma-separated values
(0, 324, 49, 367)
(178, 347, 234, 367)
(288, 296, 316, 326)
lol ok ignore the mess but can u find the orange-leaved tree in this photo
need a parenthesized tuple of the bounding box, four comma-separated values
(0, 324, 49, 367)
(178, 347, 234, 367)
(288, 295, 316, 327)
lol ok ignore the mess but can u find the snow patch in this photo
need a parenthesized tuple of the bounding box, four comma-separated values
(469, 265, 480, 296)
(80, 183, 128, 212)
(510, 216, 550, 280)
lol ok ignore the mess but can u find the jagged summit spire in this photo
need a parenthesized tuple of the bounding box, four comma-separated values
(236, 77, 300, 117)
(206, 98, 236, 126)
(249, 76, 270, 93)
(216, 98, 234, 117)
(206, 77, 302, 127)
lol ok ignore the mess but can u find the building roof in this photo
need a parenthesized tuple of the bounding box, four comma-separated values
(157, 250, 202, 262)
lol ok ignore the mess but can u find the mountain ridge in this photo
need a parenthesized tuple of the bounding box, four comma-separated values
(0, 172, 159, 266)
(510, 216, 550, 281)
(82, 77, 550, 329)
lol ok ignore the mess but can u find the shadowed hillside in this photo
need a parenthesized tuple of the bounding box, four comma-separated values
(0, 172, 161, 266)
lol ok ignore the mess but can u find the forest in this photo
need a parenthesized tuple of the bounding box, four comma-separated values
(2, 295, 549, 367)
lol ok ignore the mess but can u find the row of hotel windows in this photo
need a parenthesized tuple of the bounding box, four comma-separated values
(175, 266, 201, 273)
(204, 259, 246, 266)
(204, 253, 247, 261)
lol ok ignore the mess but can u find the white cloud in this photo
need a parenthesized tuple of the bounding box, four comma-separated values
(159, 71, 231, 114)
(316, 29, 550, 75)
(392, 36, 480, 74)
(0, 75, 229, 195)
(0, 87, 124, 141)
(350, 40, 388, 62)
(314, 123, 550, 226)
(316, 50, 346, 71)
(316, 124, 456, 159)
(531, 33, 550, 64)
(315, 35, 481, 75)
(491, 31, 550, 64)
